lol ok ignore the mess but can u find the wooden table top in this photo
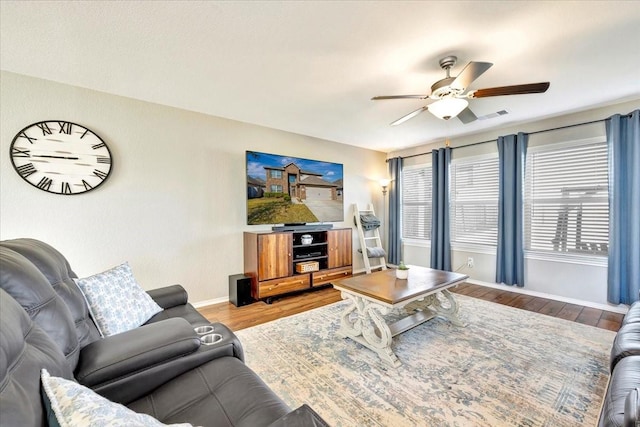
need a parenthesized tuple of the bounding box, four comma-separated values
(333, 266, 468, 305)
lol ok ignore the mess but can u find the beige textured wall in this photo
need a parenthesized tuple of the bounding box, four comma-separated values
(0, 71, 387, 304)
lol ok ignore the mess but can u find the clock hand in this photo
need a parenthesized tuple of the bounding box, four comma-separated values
(33, 155, 80, 160)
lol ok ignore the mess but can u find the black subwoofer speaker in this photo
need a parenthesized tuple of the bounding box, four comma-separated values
(229, 274, 253, 307)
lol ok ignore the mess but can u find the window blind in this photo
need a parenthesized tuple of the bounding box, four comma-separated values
(402, 166, 432, 240)
(524, 141, 609, 255)
(450, 156, 499, 246)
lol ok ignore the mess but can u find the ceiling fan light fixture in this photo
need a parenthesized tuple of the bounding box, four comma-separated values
(428, 98, 469, 121)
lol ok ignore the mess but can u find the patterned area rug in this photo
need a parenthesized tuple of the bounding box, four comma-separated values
(236, 294, 614, 427)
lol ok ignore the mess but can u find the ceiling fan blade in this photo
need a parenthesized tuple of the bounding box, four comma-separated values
(450, 61, 493, 90)
(390, 106, 428, 126)
(470, 82, 550, 98)
(372, 95, 429, 100)
(457, 107, 478, 124)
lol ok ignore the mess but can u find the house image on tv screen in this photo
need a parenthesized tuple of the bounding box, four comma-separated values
(246, 151, 344, 225)
(264, 163, 341, 201)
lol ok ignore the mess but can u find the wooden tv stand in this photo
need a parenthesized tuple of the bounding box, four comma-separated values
(243, 228, 352, 303)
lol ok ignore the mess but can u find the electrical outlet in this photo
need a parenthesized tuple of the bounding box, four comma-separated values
(467, 257, 474, 268)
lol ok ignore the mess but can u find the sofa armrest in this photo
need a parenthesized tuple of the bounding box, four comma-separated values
(75, 317, 200, 387)
(81, 321, 246, 404)
(268, 404, 331, 427)
(625, 388, 640, 427)
(147, 284, 188, 309)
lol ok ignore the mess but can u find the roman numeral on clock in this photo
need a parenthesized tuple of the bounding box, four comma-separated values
(37, 177, 53, 191)
(18, 132, 37, 144)
(92, 142, 106, 150)
(61, 182, 72, 194)
(58, 122, 72, 134)
(16, 163, 37, 178)
(81, 180, 93, 191)
(11, 147, 31, 158)
(93, 169, 108, 180)
(37, 122, 52, 135)
(97, 156, 111, 164)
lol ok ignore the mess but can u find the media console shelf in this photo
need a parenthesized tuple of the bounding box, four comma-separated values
(243, 228, 352, 303)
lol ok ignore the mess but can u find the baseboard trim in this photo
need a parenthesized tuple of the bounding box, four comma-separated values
(192, 296, 228, 309)
(465, 278, 629, 314)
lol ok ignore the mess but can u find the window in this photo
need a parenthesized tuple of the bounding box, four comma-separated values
(449, 155, 499, 246)
(270, 184, 283, 193)
(524, 139, 609, 256)
(402, 165, 432, 240)
(270, 170, 282, 179)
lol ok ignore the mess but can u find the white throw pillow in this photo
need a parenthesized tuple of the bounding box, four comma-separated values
(41, 369, 192, 427)
(75, 262, 163, 337)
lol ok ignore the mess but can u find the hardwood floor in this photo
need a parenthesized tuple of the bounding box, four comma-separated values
(197, 282, 624, 332)
(451, 282, 623, 331)
(198, 285, 343, 331)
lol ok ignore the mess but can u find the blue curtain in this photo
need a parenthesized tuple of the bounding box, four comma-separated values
(607, 110, 640, 304)
(387, 157, 403, 265)
(496, 133, 528, 287)
(431, 148, 451, 271)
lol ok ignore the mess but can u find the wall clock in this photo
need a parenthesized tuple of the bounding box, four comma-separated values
(9, 120, 113, 195)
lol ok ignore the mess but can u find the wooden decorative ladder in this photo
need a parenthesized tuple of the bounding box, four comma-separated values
(353, 203, 387, 274)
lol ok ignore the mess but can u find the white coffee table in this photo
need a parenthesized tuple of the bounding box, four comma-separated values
(333, 266, 468, 367)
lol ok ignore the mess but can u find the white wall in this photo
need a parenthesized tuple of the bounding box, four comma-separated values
(0, 71, 388, 304)
(390, 99, 640, 311)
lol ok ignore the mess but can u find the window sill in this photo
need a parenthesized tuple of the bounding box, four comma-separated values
(403, 240, 498, 256)
(451, 243, 496, 255)
(402, 238, 430, 248)
(402, 242, 607, 267)
(524, 250, 607, 267)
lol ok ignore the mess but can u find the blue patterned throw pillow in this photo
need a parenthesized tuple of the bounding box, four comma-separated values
(75, 262, 163, 337)
(41, 369, 192, 427)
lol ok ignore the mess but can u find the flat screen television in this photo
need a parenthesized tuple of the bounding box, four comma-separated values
(246, 150, 344, 225)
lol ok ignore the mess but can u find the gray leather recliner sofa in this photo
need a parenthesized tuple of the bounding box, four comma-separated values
(0, 238, 327, 426)
(598, 298, 640, 427)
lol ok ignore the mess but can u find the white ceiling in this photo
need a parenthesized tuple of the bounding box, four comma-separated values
(1, 1, 639, 153)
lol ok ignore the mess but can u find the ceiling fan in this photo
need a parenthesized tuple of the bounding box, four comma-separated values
(372, 55, 550, 126)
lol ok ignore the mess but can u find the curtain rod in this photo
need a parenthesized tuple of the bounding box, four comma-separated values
(389, 114, 624, 161)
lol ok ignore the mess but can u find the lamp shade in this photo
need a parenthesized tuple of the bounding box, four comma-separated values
(428, 98, 469, 120)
